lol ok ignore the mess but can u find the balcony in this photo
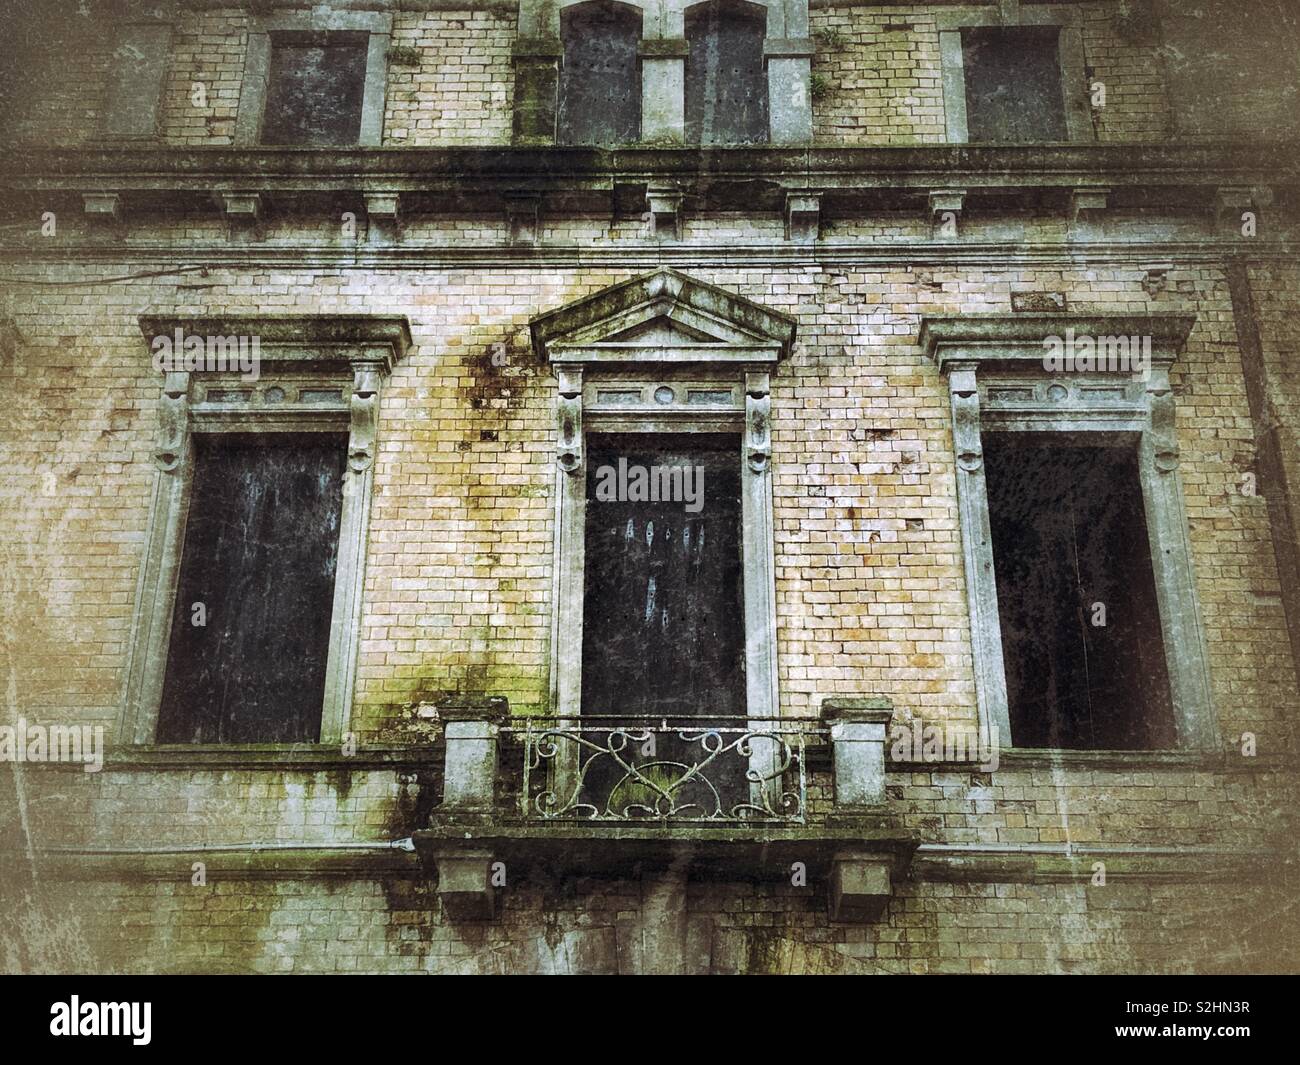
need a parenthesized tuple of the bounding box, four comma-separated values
(412, 696, 917, 922)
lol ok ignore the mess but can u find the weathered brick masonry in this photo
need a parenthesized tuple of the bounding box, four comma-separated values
(1, 0, 1298, 974)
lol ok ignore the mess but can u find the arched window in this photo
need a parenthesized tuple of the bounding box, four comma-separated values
(557, 2, 643, 145)
(684, 0, 768, 145)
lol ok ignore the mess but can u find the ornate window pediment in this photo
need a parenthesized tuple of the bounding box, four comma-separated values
(530, 267, 796, 367)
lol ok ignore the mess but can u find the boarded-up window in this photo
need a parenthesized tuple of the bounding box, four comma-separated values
(685, 0, 769, 145)
(261, 32, 368, 146)
(984, 435, 1176, 749)
(557, 2, 642, 145)
(155, 433, 346, 744)
(962, 27, 1068, 142)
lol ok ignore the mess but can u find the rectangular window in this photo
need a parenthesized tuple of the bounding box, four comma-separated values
(685, 0, 769, 146)
(961, 27, 1067, 142)
(155, 433, 347, 744)
(557, 2, 642, 145)
(983, 434, 1176, 749)
(580, 432, 747, 811)
(260, 31, 368, 146)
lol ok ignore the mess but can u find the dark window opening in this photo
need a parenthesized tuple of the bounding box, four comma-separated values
(984, 434, 1176, 749)
(156, 433, 346, 744)
(261, 31, 368, 146)
(581, 433, 746, 813)
(557, 1, 642, 145)
(961, 26, 1068, 142)
(685, 0, 769, 146)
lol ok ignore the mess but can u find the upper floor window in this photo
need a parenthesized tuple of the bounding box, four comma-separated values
(261, 31, 369, 146)
(685, 0, 768, 145)
(235, 11, 390, 147)
(557, 1, 642, 145)
(961, 27, 1067, 142)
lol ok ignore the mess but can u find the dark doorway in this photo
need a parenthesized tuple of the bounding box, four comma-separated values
(983, 434, 1176, 749)
(580, 433, 746, 815)
(156, 432, 346, 744)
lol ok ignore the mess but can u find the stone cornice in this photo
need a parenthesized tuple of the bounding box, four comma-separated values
(4, 143, 1295, 198)
(919, 313, 1197, 373)
(138, 314, 413, 372)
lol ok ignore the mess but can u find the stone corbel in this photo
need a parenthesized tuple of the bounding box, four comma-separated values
(1216, 186, 1270, 237)
(1069, 187, 1109, 225)
(154, 371, 191, 473)
(557, 367, 583, 474)
(929, 189, 965, 237)
(784, 191, 821, 243)
(1142, 262, 1172, 297)
(646, 186, 683, 242)
(505, 192, 541, 246)
(364, 192, 401, 244)
(82, 192, 122, 226)
(746, 371, 771, 474)
(347, 366, 382, 474)
(214, 191, 263, 241)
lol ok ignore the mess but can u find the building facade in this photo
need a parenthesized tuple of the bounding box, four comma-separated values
(1, 0, 1298, 974)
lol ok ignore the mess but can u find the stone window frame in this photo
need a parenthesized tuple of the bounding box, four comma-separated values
(515, 0, 813, 145)
(235, 10, 392, 147)
(530, 269, 796, 728)
(920, 314, 1218, 751)
(937, 1, 1094, 144)
(119, 316, 411, 746)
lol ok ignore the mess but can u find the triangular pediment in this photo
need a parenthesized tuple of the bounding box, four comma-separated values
(530, 268, 797, 366)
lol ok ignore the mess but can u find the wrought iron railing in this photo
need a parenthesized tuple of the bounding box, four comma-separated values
(503, 716, 826, 824)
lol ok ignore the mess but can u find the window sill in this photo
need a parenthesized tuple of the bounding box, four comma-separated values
(88, 743, 438, 773)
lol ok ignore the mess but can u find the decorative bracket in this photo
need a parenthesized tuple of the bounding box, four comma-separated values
(1069, 187, 1109, 226)
(154, 371, 191, 473)
(1146, 363, 1179, 472)
(745, 371, 771, 474)
(82, 192, 122, 225)
(348, 365, 382, 473)
(947, 364, 983, 474)
(556, 367, 583, 474)
(784, 191, 821, 244)
(364, 192, 401, 244)
(929, 189, 965, 237)
(646, 186, 684, 242)
(505, 192, 541, 246)
(214, 191, 263, 241)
